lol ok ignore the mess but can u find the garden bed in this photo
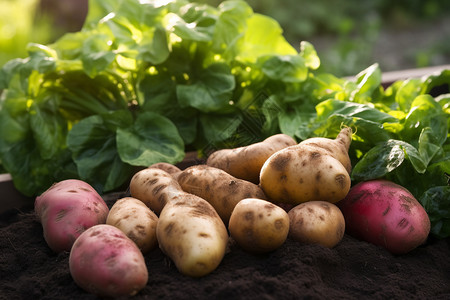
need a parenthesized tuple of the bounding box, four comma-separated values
(1, 66, 449, 299)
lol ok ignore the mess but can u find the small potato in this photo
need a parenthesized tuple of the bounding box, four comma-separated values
(288, 201, 345, 248)
(177, 165, 267, 224)
(69, 224, 148, 298)
(207, 133, 297, 183)
(157, 192, 229, 277)
(106, 197, 159, 254)
(129, 168, 184, 215)
(228, 198, 290, 253)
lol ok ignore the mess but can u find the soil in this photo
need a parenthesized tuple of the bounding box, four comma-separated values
(1, 193, 449, 300)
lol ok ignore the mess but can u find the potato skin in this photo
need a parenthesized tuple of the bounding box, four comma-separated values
(337, 179, 431, 254)
(106, 197, 159, 254)
(34, 179, 109, 253)
(288, 201, 345, 248)
(228, 198, 290, 253)
(156, 192, 229, 277)
(129, 168, 184, 215)
(69, 224, 148, 297)
(176, 165, 267, 223)
(206, 133, 297, 183)
(298, 127, 353, 174)
(148, 162, 182, 175)
(260, 145, 351, 204)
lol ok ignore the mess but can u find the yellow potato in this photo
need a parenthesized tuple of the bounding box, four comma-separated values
(288, 201, 345, 248)
(177, 165, 267, 224)
(228, 198, 290, 253)
(156, 192, 229, 277)
(260, 145, 351, 204)
(206, 134, 297, 183)
(129, 168, 184, 215)
(106, 197, 159, 254)
(298, 127, 353, 174)
(260, 128, 352, 204)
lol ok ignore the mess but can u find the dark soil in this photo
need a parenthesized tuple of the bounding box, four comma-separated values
(1, 194, 450, 300)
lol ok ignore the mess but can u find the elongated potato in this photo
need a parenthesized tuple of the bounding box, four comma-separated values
(177, 165, 267, 223)
(206, 133, 297, 183)
(156, 192, 229, 277)
(129, 168, 184, 215)
(228, 198, 290, 253)
(288, 201, 345, 248)
(106, 197, 159, 254)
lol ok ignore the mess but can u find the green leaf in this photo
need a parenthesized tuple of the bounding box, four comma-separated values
(237, 13, 296, 61)
(352, 139, 427, 182)
(299, 41, 320, 70)
(67, 110, 134, 192)
(419, 186, 450, 239)
(261, 55, 308, 83)
(176, 63, 235, 112)
(116, 111, 185, 166)
(401, 94, 448, 148)
(81, 34, 116, 77)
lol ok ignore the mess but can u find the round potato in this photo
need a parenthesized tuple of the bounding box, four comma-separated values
(288, 201, 345, 248)
(228, 198, 290, 253)
(106, 197, 159, 254)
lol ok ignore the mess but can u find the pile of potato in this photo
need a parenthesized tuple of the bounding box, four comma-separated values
(34, 126, 431, 297)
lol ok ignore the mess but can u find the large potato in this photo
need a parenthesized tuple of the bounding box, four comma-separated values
(176, 165, 267, 224)
(129, 168, 184, 215)
(288, 201, 345, 248)
(228, 198, 290, 253)
(106, 197, 159, 254)
(206, 133, 297, 183)
(34, 179, 109, 253)
(260, 145, 351, 204)
(338, 179, 431, 254)
(69, 224, 148, 298)
(156, 192, 229, 277)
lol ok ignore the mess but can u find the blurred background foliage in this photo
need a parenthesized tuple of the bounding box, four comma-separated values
(0, 0, 449, 76)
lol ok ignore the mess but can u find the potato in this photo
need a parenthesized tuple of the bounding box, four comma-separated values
(34, 179, 109, 253)
(337, 179, 431, 254)
(148, 162, 181, 175)
(260, 128, 352, 204)
(288, 201, 345, 248)
(69, 224, 148, 297)
(106, 197, 159, 254)
(228, 198, 290, 253)
(298, 126, 353, 174)
(129, 168, 184, 215)
(176, 165, 267, 224)
(206, 133, 297, 183)
(156, 192, 229, 277)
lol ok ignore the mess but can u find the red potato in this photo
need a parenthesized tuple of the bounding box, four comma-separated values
(337, 179, 431, 254)
(69, 224, 148, 297)
(34, 179, 109, 252)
